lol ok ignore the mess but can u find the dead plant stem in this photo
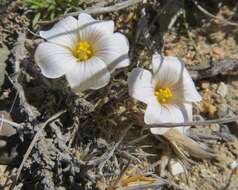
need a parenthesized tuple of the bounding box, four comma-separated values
(14, 110, 66, 184)
(38, 0, 143, 25)
(147, 115, 238, 128)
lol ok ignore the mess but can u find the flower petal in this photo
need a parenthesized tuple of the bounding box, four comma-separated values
(40, 16, 78, 48)
(179, 103, 193, 134)
(145, 100, 190, 135)
(172, 68, 202, 102)
(35, 42, 77, 78)
(128, 68, 155, 104)
(78, 13, 95, 27)
(79, 19, 114, 44)
(151, 53, 163, 74)
(152, 54, 183, 87)
(95, 33, 130, 71)
(65, 57, 110, 92)
(183, 68, 202, 101)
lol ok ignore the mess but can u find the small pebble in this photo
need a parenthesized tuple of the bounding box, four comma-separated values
(201, 81, 210, 89)
(210, 124, 220, 132)
(217, 82, 228, 98)
(229, 161, 238, 169)
(217, 103, 228, 117)
(169, 160, 184, 176)
(211, 84, 218, 90)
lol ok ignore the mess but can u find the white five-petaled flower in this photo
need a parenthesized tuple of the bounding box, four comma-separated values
(128, 53, 202, 135)
(35, 13, 130, 92)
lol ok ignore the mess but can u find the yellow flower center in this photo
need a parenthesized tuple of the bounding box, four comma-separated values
(155, 87, 173, 104)
(75, 41, 93, 61)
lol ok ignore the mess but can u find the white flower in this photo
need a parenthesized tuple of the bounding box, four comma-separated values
(35, 13, 130, 92)
(128, 53, 202, 135)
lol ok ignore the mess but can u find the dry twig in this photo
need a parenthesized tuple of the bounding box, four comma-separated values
(93, 125, 132, 173)
(11, 33, 40, 121)
(189, 58, 238, 80)
(14, 110, 66, 184)
(192, 0, 238, 27)
(0, 118, 21, 128)
(119, 180, 167, 190)
(38, 0, 143, 24)
(147, 115, 238, 128)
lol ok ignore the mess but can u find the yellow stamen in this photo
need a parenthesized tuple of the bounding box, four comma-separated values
(154, 87, 173, 105)
(75, 41, 93, 61)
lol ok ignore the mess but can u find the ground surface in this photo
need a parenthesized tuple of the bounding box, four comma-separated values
(0, 0, 238, 190)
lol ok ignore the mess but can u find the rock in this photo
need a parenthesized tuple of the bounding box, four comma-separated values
(217, 103, 229, 117)
(0, 165, 8, 186)
(229, 161, 238, 169)
(210, 84, 218, 90)
(210, 124, 220, 132)
(200, 168, 216, 178)
(0, 111, 24, 165)
(0, 44, 10, 88)
(217, 82, 228, 98)
(201, 81, 210, 90)
(212, 47, 225, 59)
(203, 102, 217, 118)
(169, 159, 184, 176)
